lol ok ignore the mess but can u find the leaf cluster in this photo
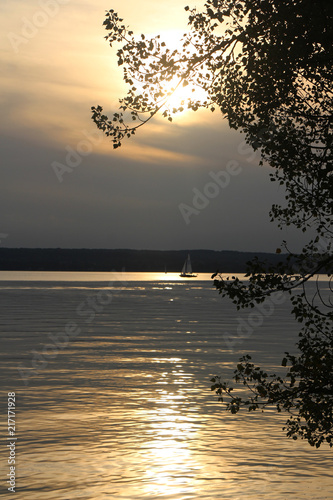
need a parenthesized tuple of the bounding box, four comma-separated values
(211, 301, 333, 448)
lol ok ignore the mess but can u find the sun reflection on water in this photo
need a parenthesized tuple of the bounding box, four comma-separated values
(141, 407, 200, 496)
(138, 359, 203, 498)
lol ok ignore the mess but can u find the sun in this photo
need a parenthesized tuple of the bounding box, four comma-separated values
(164, 78, 207, 114)
(146, 30, 210, 118)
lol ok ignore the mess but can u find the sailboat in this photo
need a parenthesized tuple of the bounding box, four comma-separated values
(180, 254, 197, 278)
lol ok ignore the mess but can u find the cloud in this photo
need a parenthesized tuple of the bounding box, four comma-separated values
(0, 0, 311, 252)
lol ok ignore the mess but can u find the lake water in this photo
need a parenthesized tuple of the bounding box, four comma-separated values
(0, 272, 332, 499)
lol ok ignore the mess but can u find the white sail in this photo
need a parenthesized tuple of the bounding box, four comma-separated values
(185, 254, 192, 274)
(180, 254, 196, 277)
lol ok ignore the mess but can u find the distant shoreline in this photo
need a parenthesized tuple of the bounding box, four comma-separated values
(0, 248, 288, 273)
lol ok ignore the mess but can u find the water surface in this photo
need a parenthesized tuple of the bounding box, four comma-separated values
(0, 273, 332, 499)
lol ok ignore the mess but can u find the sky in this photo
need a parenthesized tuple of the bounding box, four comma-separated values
(0, 0, 311, 253)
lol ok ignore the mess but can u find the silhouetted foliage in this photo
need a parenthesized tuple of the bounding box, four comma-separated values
(92, 0, 333, 447)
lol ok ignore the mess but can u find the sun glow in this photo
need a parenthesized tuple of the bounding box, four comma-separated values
(162, 77, 209, 117)
(144, 30, 210, 119)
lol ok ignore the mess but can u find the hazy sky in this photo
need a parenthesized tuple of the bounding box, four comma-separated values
(0, 0, 311, 252)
